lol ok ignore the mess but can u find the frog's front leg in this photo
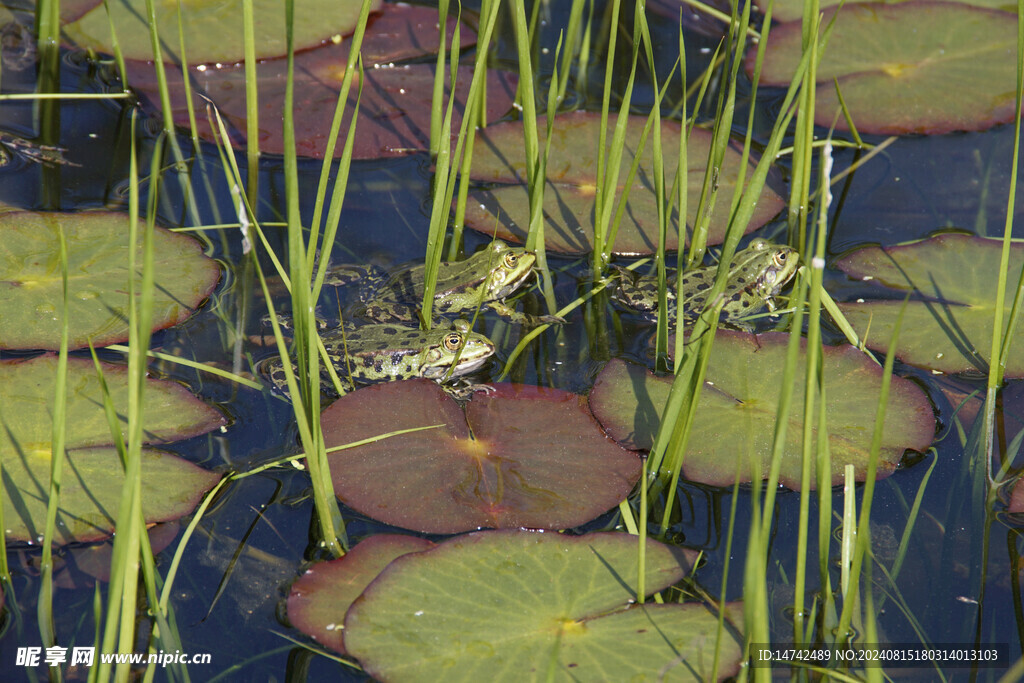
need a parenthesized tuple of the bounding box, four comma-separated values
(485, 301, 566, 325)
(443, 377, 496, 401)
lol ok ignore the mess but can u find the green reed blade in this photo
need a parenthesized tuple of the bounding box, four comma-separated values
(309, 0, 376, 282)
(984, 0, 1024, 484)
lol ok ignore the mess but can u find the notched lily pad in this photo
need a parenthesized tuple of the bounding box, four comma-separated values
(320, 379, 641, 534)
(344, 530, 739, 682)
(590, 333, 935, 489)
(0, 211, 220, 350)
(288, 534, 435, 655)
(63, 0, 381, 63)
(0, 355, 224, 543)
(752, 3, 1019, 135)
(464, 112, 784, 255)
(836, 233, 1024, 376)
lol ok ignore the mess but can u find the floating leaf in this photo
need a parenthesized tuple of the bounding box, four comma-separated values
(0, 211, 220, 350)
(288, 534, 435, 655)
(63, 0, 381, 63)
(320, 379, 640, 534)
(0, 355, 224, 543)
(766, 0, 1016, 23)
(836, 233, 1024, 376)
(1010, 477, 1024, 514)
(753, 3, 1019, 135)
(589, 333, 935, 489)
(125, 4, 514, 159)
(345, 530, 739, 682)
(4, 446, 216, 545)
(464, 112, 784, 254)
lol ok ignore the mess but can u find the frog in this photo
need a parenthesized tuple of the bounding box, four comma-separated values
(325, 240, 563, 326)
(611, 238, 799, 329)
(258, 319, 497, 398)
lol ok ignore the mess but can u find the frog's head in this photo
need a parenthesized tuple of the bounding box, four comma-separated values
(479, 240, 539, 300)
(749, 239, 799, 301)
(420, 319, 496, 379)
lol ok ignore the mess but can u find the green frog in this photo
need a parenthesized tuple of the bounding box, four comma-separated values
(611, 238, 799, 328)
(259, 319, 496, 398)
(327, 240, 562, 325)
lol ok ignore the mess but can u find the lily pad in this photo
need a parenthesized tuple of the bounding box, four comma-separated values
(589, 333, 935, 489)
(464, 112, 784, 254)
(0, 211, 220, 350)
(345, 530, 740, 682)
(63, 0, 381, 63)
(125, 4, 515, 159)
(288, 534, 435, 655)
(752, 3, 1019, 135)
(0, 355, 224, 543)
(320, 379, 641, 534)
(766, 0, 1016, 23)
(836, 233, 1024, 376)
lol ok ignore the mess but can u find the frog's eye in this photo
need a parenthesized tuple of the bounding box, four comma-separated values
(443, 333, 464, 351)
(502, 252, 519, 269)
(772, 252, 789, 267)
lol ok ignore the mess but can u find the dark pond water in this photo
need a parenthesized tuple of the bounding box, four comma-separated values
(1, 0, 1022, 680)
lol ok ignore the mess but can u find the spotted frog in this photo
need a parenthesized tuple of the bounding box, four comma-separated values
(612, 238, 799, 328)
(259, 319, 496, 398)
(327, 240, 562, 325)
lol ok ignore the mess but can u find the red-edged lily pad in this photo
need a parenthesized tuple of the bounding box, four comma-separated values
(836, 233, 1024, 376)
(320, 379, 641, 534)
(464, 112, 784, 255)
(752, 2, 1019, 135)
(0, 211, 220, 350)
(126, 4, 515, 159)
(63, 0, 381, 63)
(1010, 477, 1024, 514)
(288, 534, 435, 655)
(0, 355, 224, 543)
(344, 530, 739, 682)
(590, 333, 935, 489)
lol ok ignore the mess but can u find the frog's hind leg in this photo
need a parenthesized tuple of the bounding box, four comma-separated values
(360, 302, 421, 324)
(323, 264, 387, 301)
(256, 356, 352, 399)
(485, 301, 565, 325)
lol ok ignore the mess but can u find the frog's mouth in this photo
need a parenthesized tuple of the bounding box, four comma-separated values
(489, 270, 537, 300)
(451, 354, 491, 376)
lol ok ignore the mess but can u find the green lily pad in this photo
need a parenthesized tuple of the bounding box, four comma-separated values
(464, 112, 784, 254)
(752, 3, 1019, 135)
(4, 445, 217, 545)
(0, 211, 220, 350)
(288, 534, 435, 655)
(766, 0, 1016, 23)
(345, 530, 739, 682)
(589, 333, 935, 489)
(63, 0, 381, 63)
(835, 233, 1024, 376)
(320, 379, 641, 534)
(0, 355, 224, 543)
